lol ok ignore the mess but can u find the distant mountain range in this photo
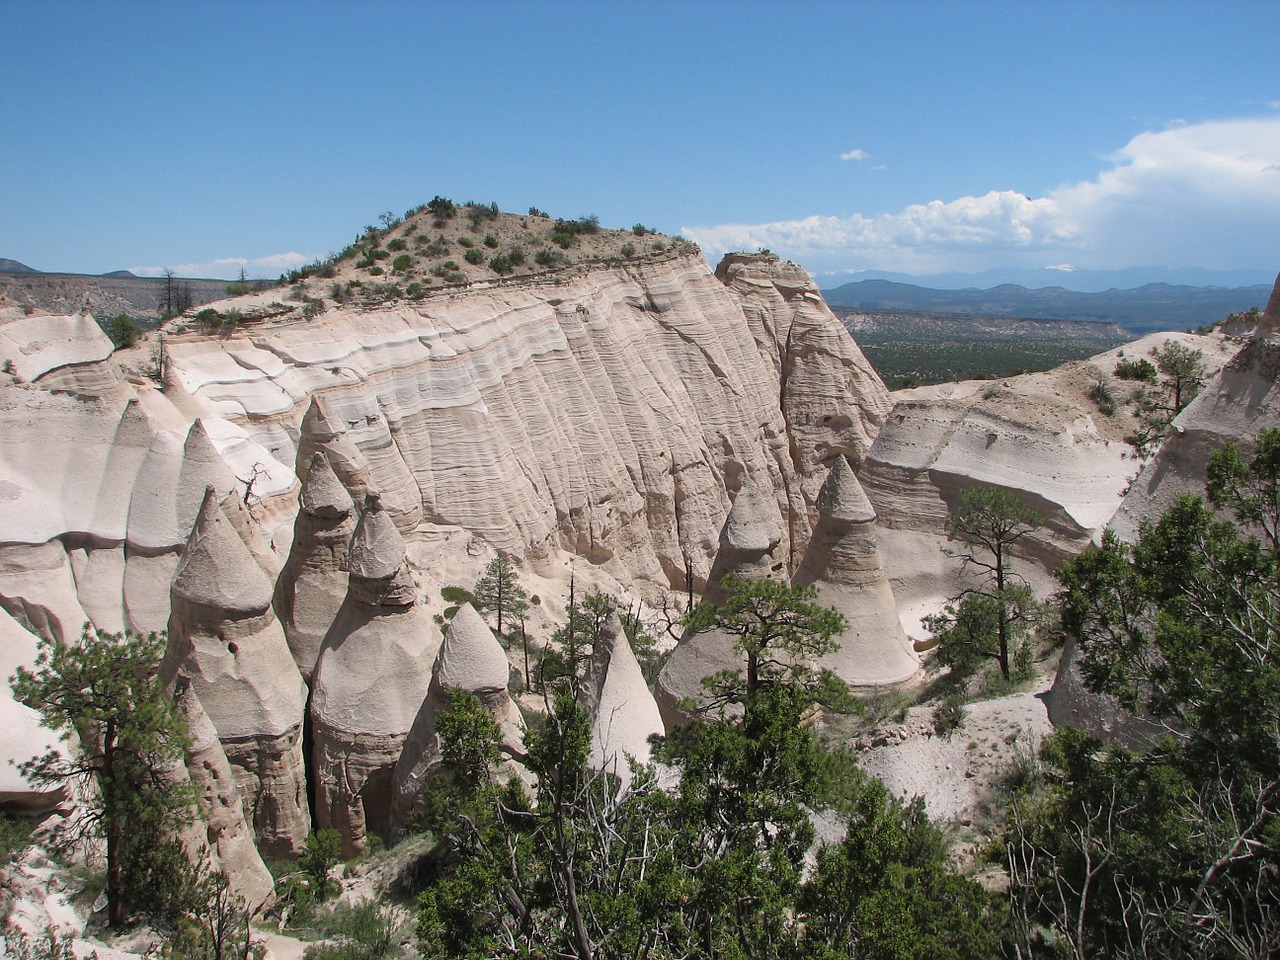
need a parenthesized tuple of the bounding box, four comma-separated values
(0, 260, 232, 320)
(820, 279, 1270, 334)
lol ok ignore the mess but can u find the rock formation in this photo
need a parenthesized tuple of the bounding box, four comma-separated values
(311, 493, 441, 855)
(171, 678, 276, 909)
(583, 610, 665, 785)
(793, 456, 919, 689)
(391, 603, 523, 837)
(0, 608, 67, 811)
(276, 452, 355, 680)
(295, 395, 375, 510)
(655, 479, 787, 727)
(164, 487, 311, 857)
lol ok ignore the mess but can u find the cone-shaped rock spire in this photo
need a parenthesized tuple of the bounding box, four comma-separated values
(219, 488, 282, 580)
(391, 604, 523, 837)
(311, 489, 442, 855)
(794, 456, 918, 688)
(276, 453, 355, 681)
(164, 490, 311, 857)
(656, 480, 786, 726)
(296, 395, 374, 502)
(586, 611, 664, 785)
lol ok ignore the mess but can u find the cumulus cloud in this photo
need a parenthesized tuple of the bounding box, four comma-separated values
(839, 148, 870, 161)
(132, 251, 316, 280)
(687, 117, 1280, 275)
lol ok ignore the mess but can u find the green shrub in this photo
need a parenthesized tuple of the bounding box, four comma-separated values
(464, 248, 484, 265)
(620, 243, 636, 257)
(1114, 358, 1157, 381)
(505, 247, 525, 266)
(371, 248, 390, 261)
(442, 260, 459, 271)
(427, 195, 456, 225)
(1089, 380, 1117, 416)
(391, 254, 411, 273)
(457, 235, 474, 248)
(194, 308, 221, 325)
(529, 206, 549, 217)
(387, 238, 407, 251)
(483, 233, 499, 249)
(489, 254, 514, 275)
(534, 248, 558, 266)
(441, 585, 475, 605)
(632, 223, 651, 236)
(406, 282, 425, 299)
(368, 266, 383, 276)
(551, 230, 574, 249)
(933, 694, 964, 736)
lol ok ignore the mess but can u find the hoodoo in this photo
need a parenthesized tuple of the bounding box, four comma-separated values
(391, 603, 523, 837)
(584, 610, 665, 784)
(163, 487, 311, 857)
(310, 492, 441, 855)
(792, 455, 919, 689)
(655, 480, 787, 727)
(276, 452, 356, 680)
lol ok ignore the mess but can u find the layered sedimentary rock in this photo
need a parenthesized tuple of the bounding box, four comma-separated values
(171, 678, 275, 909)
(276, 452, 355, 680)
(0, 307, 126, 399)
(792, 456, 918, 689)
(655, 480, 788, 727)
(163, 252, 888, 594)
(311, 493, 441, 854)
(391, 603, 523, 836)
(163, 487, 310, 857)
(584, 610, 664, 784)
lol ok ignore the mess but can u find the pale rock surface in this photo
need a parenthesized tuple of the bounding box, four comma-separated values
(170, 678, 276, 909)
(391, 603, 523, 836)
(164, 253, 887, 596)
(164, 487, 311, 857)
(793, 456, 919, 689)
(583, 610, 664, 784)
(0, 308, 115, 384)
(311, 494, 441, 854)
(655, 479, 787, 727)
(1111, 327, 1280, 542)
(0, 607, 67, 810)
(275, 452, 355, 680)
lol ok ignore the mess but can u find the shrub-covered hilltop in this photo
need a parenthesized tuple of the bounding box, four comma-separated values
(288, 199, 696, 297)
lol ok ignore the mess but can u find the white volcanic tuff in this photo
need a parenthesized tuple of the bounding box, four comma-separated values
(311, 495, 441, 853)
(164, 487, 311, 856)
(166, 254, 888, 590)
(171, 679, 276, 910)
(0, 309, 114, 382)
(276, 452, 354, 680)
(584, 611, 664, 783)
(0, 607, 67, 810)
(392, 604, 523, 836)
(1111, 335, 1280, 541)
(793, 457, 919, 688)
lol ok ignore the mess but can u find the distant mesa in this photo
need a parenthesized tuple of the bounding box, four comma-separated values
(102, 269, 138, 278)
(0, 259, 38, 273)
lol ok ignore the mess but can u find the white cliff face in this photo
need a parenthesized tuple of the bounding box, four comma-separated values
(162, 252, 889, 595)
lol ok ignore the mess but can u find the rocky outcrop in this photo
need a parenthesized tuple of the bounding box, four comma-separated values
(655, 480, 787, 727)
(311, 493, 441, 855)
(276, 452, 355, 680)
(391, 603, 523, 837)
(793, 456, 919, 689)
(163, 487, 310, 858)
(0, 307, 124, 399)
(164, 252, 887, 596)
(584, 610, 664, 784)
(171, 679, 275, 910)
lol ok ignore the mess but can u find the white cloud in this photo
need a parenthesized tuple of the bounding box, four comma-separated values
(686, 117, 1280, 275)
(131, 251, 317, 280)
(838, 148, 870, 161)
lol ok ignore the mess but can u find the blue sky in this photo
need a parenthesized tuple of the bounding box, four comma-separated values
(4, 1, 1279, 287)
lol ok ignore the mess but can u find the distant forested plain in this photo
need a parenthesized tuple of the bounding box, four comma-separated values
(833, 309, 1130, 388)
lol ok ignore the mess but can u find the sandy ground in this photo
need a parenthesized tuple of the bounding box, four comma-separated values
(853, 684, 1054, 826)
